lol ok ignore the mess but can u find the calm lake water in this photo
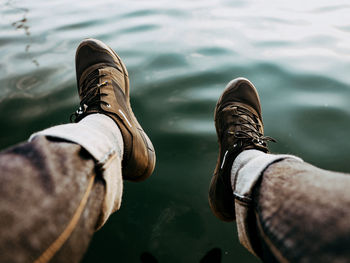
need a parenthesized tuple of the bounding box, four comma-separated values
(1, 0, 350, 262)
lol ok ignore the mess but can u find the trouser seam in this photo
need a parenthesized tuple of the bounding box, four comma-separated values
(33, 172, 96, 263)
(97, 148, 119, 169)
(255, 209, 290, 263)
(234, 193, 252, 204)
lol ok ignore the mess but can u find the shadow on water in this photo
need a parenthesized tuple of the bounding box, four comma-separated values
(140, 248, 222, 263)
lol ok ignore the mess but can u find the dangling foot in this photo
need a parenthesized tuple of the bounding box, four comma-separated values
(72, 38, 156, 181)
(209, 78, 275, 221)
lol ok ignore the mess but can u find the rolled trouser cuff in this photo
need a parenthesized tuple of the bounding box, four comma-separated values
(29, 113, 124, 229)
(231, 149, 303, 256)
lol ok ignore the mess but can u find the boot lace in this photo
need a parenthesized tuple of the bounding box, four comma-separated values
(228, 106, 276, 147)
(220, 106, 276, 170)
(70, 71, 110, 122)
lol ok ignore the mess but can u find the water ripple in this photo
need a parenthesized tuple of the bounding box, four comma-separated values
(119, 24, 159, 34)
(1, 1, 350, 262)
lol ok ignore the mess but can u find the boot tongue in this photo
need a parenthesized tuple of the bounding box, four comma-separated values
(99, 67, 127, 94)
(222, 106, 259, 137)
(237, 108, 259, 136)
(79, 68, 100, 96)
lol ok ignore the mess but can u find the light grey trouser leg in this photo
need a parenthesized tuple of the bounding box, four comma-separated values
(0, 136, 103, 263)
(255, 158, 350, 263)
(0, 114, 124, 263)
(231, 150, 350, 263)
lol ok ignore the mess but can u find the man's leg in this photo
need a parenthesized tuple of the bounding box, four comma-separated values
(0, 112, 124, 263)
(230, 149, 350, 262)
(209, 77, 350, 262)
(253, 157, 350, 262)
(0, 38, 156, 262)
(0, 136, 105, 263)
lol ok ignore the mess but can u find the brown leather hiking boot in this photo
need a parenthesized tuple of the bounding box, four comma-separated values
(71, 38, 156, 181)
(209, 78, 275, 221)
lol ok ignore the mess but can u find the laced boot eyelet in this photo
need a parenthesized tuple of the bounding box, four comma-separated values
(106, 103, 111, 108)
(76, 106, 83, 115)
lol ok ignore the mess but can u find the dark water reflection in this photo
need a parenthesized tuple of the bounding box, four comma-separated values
(1, 0, 350, 262)
(140, 248, 222, 263)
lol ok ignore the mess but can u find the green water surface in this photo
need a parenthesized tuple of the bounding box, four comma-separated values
(1, 0, 350, 262)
